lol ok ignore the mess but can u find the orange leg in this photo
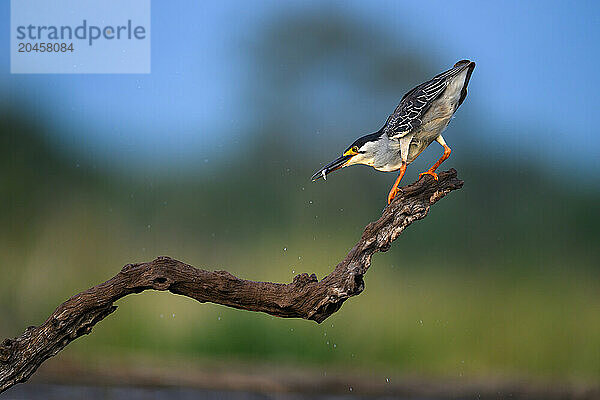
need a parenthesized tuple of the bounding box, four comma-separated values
(419, 144, 451, 181)
(387, 162, 407, 205)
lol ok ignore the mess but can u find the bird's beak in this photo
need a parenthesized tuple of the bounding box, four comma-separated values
(311, 154, 353, 182)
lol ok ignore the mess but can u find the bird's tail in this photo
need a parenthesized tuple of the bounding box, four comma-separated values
(436, 60, 475, 81)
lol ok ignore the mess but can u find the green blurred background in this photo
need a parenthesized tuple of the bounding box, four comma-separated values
(1, 0, 599, 389)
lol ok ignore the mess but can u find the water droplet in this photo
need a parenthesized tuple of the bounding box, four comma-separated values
(333, 344, 337, 348)
(349, 387, 353, 392)
(292, 270, 295, 274)
(386, 378, 390, 383)
(283, 247, 287, 251)
(309, 200, 313, 204)
(326, 341, 329, 345)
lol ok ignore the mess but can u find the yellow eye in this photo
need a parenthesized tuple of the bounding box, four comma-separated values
(343, 146, 360, 157)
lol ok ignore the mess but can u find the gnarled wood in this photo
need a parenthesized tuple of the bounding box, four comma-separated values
(0, 169, 463, 393)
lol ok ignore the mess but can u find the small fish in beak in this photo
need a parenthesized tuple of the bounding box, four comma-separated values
(311, 154, 353, 182)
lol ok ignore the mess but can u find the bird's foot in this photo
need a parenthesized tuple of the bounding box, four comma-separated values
(418, 170, 439, 181)
(387, 188, 398, 205)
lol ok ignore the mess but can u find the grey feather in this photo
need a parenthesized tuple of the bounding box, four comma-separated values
(383, 61, 473, 140)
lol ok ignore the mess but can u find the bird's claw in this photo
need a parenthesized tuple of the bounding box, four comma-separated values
(387, 188, 398, 205)
(418, 171, 439, 181)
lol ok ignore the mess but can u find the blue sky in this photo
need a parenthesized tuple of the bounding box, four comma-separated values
(0, 1, 598, 173)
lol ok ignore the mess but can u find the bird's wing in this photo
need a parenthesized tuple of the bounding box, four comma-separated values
(383, 63, 467, 140)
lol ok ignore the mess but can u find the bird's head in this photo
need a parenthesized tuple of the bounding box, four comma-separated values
(311, 132, 381, 181)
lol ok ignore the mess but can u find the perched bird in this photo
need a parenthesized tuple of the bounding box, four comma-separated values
(311, 60, 475, 204)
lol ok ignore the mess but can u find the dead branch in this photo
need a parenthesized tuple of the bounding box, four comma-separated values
(0, 169, 463, 393)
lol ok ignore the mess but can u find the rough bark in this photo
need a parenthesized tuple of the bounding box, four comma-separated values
(0, 169, 463, 393)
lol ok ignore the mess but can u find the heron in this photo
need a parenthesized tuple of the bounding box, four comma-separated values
(311, 60, 475, 204)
